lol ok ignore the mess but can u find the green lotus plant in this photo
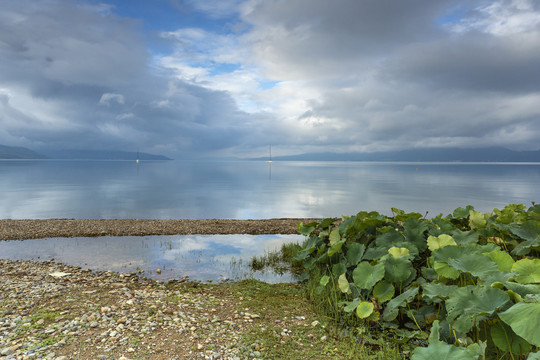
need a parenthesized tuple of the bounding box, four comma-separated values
(295, 203, 540, 358)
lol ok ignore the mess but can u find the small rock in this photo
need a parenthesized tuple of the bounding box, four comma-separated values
(311, 320, 319, 327)
(320, 335, 327, 341)
(156, 268, 161, 274)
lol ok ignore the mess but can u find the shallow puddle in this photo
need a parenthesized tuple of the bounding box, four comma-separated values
(0, 234, 305, 283)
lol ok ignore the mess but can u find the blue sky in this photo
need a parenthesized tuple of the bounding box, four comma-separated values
(1, 0, 540, 158)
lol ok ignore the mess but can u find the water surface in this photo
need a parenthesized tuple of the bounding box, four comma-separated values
(0, 234, 304, 283)
(1, 160, 538, 219)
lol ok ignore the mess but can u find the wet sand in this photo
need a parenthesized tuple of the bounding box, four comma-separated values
(0, 218, 319, 240)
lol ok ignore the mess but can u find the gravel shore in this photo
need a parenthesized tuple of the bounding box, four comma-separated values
(0, 219, 318, 241)
(0, 258, 346, 360)
(1, 219, 359, 360)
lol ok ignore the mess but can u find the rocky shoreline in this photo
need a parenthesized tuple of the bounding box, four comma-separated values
(0, 257, 346, 360)
(1, 219, 362, 360)
(0, 219, 318, 241)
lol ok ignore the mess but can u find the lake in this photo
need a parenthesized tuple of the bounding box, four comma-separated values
(0, 234, 305, 283)
(1, 160, 538, 282)
(0, 160, 538, 219)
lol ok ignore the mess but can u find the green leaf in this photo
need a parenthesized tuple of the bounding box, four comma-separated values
(343, 298, 361, 313)
(447, 253, 499, 279)
(453, 205, 475, 219)
(338, 273, 350, 294)
(528, 351, 540, 360)
(499, 301, 540, 347)
(427, 234, 457, 252)
(512, 258, 540, 284)
(452, 229, 479, 246)
(332, 263, 347, 277)
(319, 275, 330, 287)
(403, 217, 429, 252)
(297, 221, 317, 236)
(411, 320, 478, 360)
(329, 228, 341, 245)
(446, 286, 510, 334)
(422, 282, 458, 302)
(433, 261, 460, 280)
(356, 301, 375, 319)
(327, 238, 346, 257)
(491, 320, 532, 355)
(373, 280, 394, 303)
(382, 286, 419, 321)
(469, 210, 489, 230)
(384, 256, 413, 284)
(353, 261, 385, 290)
(346, 242, 365, 266)
(482, 250, 515, 272)
(388, 247, 410, 258)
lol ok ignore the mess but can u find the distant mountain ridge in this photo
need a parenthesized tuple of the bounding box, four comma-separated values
(41, 149, 171, 160)
(0, 144, 47, 159)
(0, 144, 171, 160)
(250, 147, 540, 162)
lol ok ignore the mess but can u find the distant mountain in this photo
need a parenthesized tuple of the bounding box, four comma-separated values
(41, 149, 172, 160)
(250, 147, 540, 162)
(0, 144, 47, 159)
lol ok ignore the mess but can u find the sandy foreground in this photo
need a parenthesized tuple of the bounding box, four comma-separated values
(0, 218, 319, 241)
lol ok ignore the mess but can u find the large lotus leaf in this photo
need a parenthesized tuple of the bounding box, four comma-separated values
(453, 205, 475, 219)
(329, 228, 341, 245)
(490, 320, 532, 355)
(469, 210, 489, 230)
(499, 302, 540, 347)
(446, 286, 510, 334)
(388, 246, 410, 258)
(353, 261, 385, 290)
(382, 286, 419, 321)
(447, 253, 499, 279)
(403, 217, 429, 252)
(338, 273, 350, 294)
(297, 221, 317, 236)
(427, 234, 457, 252)
(528, 351, 540, 360)
(482, 250, 515, 272)
(373, 280, 394, 303)
(411, 320, 478, 360)
(433, 261, 460, 280)
(384, 256, 413, 284)
(422, 282, 458, 302)
(346, 242, 365, 266)
(429, 217, 457, 237)
(332, 263, 347, 277)
(506, 220, 540, 242)
(451, 229, 479, 246)
(432, 245, 467, 263)
(356, 301, 375, 319)
(327, 238, 346, 257)
(512, 258, 540, 284)
(503, 282, 540, 297)
(494, 204, 528, 224)
(375, 229, 405, 247)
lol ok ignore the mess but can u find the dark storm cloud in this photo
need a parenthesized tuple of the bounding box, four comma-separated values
(0, 0, 263, 158)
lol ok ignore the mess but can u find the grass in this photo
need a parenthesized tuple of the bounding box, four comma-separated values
(249, 241, 305, 275)
(224, 279, 408, 359)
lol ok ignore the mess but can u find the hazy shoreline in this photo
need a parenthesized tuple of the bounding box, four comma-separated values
(0, 218, 318, 240)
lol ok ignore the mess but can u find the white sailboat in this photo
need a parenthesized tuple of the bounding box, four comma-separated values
(266, 145, 273, 163)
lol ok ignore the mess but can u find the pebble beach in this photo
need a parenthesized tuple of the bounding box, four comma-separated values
(0, 218, 345, 360)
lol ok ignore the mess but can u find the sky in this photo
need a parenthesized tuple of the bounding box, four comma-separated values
(1, 0, 540, 159)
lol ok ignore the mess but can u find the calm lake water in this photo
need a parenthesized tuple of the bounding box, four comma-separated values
(0, 234, 304, 283)
(1, 160, 538, 282)
(0, 160, 538, 219)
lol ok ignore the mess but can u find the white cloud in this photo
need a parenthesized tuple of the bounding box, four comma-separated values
(99, 93, 125, 105)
